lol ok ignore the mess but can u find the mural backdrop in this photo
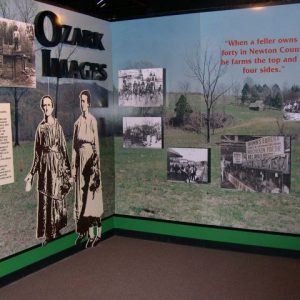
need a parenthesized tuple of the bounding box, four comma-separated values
(112, 3, 300, 234)
(1, 0, 300, 261)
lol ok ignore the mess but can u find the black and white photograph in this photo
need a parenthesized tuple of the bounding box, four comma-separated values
(72, 90, 103, 248)
(0, 17, 35, 88)
(123, 117, 162, 148)
(118, 68, 164, 107)
(220, 135, 291, 193)
(283, 100, 300, 121)
(167, 148, 209, 183)
(24, 95, 72, 246)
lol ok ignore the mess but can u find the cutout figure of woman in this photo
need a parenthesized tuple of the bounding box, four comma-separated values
(25, 95, 71, 246)
(72, 90, 103, 248)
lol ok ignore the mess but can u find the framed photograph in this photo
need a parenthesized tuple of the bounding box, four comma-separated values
(167, 148, 210, 183)
(220, 135, 291, 193)
(118, 68, 164, 107)
(283, 100, 300, 121)
(0, 17, 35, 88)
(123, 117, 162, 148)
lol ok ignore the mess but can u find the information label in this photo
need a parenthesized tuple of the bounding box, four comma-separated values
(246, 136, 284, 160)
(0, 103, 14, 185)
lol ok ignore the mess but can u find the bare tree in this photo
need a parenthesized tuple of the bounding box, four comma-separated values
(53, 44, 78, 117)
(231, 81, 241, 105)
(186, 46, 230, 143)
(14, 0, 36, 23)
(178, 81, 190, 97)
(0, 0, 16, 19)
(10, 88, 28, 146)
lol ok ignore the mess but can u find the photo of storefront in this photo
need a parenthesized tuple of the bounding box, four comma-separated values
(220, 135, 291, 193)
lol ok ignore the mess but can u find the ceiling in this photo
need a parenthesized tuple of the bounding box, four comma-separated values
(37, 0, 299, 22)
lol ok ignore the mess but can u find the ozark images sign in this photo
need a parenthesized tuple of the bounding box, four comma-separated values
(34, 10, 107, 81)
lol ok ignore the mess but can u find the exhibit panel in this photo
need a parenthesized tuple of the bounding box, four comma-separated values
(2, 0, 300, 283)
(0, 0, 114, 260)
(112, 4, 300, 235)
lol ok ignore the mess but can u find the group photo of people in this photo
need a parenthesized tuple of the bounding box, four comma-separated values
(123, 117, 162, 149)
(283, 100, 300, 121)
(167, 148, 209, 184)
(25, 90, 103, 248)
(118, 68, 164, 107)
(220, 135, 291, 194)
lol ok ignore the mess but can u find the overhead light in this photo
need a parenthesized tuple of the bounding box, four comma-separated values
(96, 0, 107, 8)
(56, 15, 62, 25)
(251, 6, 265, 10)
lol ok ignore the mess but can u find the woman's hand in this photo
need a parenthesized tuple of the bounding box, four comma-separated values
(24, 173, 33, 183)
(24, 173, 33, 192)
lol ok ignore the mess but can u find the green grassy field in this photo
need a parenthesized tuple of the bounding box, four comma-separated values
(0, 138, 115, 259)
(1, 94, 300, 259)
(115, 94, 300, 234)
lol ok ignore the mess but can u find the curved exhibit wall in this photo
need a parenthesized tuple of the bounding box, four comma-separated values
(0, 0, 114, 263)
(112, 3, 300, 235)
(2, 0, 300, 281)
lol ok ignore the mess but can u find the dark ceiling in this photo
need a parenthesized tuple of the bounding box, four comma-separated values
(37, 0, 298, 22)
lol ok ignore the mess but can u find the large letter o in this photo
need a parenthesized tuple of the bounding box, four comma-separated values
(34, 11, 62, 47)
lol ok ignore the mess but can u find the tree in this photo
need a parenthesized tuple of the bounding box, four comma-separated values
(186, 46, 230, 143)
(271, 92, 283, 109)
(52, 44, 78, 118)
(0, 0, 16, 19)
(250, 85, 259, 102)
(174, 95, 193, 126)
(14, 0, 36, 23)
(262, 84, 271, 104)
(231, 82, 241, 105)
(10, 88, 28, 146)
(178, 81, 190, 97)
(270, 84, 283, 108)
(290, 84, 300, 102)
(291, 84, 300, 94)
(241, 83, 250, 104)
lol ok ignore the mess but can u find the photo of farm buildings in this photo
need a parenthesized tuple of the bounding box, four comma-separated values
(0, 17, 35, 88)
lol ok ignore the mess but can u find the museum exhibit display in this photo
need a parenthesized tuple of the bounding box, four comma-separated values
(1, 0, 300, 284)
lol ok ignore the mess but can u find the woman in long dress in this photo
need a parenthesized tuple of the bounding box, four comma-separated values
(72, 90, 103, 248)
(25, 95, 71, 246)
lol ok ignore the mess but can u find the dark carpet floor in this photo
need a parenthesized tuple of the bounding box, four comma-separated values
(1, 235, 300, 299)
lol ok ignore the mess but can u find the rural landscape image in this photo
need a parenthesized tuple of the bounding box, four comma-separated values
(112, 4, 300, 235)
(1, 0, 300, 260)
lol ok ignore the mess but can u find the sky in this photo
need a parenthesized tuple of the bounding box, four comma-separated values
(3, 0, 300, 93)
(112, 3, 300, 92)
(123, 117, 161, 128)
(169, 148, 208, 162)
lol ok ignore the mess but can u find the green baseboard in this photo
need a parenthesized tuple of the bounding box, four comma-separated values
(0, 216, 114, 279)
(2, 214, 300, 281)
(113, 215, 300, 251)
